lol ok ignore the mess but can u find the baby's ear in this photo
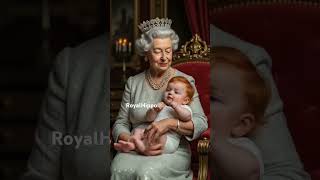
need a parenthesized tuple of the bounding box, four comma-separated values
(183, 97, 191, 105)
(231, 113, 256, 137)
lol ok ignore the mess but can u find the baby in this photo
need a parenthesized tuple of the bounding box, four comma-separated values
(211, 46, 271, 180)
(114, 76, 194, 154)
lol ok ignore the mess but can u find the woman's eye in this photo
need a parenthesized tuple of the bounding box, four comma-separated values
(154, 49, 161, 54)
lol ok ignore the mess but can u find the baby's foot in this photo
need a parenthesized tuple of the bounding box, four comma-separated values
(114, 140, 135, 152)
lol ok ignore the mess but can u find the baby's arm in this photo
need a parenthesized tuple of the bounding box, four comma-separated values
(170, 102, 192, 122)
(146, 102, 165, 122)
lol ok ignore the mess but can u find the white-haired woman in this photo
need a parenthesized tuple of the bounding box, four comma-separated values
(111, 18, 208, 179)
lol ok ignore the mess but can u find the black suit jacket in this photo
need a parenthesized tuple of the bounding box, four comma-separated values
(22, 35, 110, 180)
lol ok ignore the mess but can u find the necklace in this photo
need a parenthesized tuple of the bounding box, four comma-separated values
(146, 68, 173, 90)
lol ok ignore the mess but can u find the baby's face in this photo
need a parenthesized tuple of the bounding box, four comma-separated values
(211, 64, 248, 137)
(164, 82, 189, 105)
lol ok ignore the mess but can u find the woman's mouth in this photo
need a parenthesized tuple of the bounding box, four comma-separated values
(159, 63, 167, 67)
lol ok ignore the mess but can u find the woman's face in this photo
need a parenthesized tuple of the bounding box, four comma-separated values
(146, 37, 173, 73)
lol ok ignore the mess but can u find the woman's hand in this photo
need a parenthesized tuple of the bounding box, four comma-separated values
(136, 142, 163, 156)
(144, 119, 173, 144)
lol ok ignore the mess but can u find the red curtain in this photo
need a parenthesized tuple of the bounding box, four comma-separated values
(184, 0, 210, 44)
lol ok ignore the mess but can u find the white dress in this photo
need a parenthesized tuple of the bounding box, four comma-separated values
(135, 105, 192, 154)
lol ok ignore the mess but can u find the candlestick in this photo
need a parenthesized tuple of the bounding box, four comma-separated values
(116, 42, 119, 53)
(123, 58, 126, 72)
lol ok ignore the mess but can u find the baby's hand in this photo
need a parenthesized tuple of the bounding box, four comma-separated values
(169, 101, 178, 109)
(153, 102, 165, 112)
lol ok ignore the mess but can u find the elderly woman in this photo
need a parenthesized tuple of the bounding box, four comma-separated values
(111, 18, 208, 179)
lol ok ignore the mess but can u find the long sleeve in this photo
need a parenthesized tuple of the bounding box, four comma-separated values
(112, 77, 133, 143)
(21, 48, 69, 180)
(184, 76, 208, 141)
(211, 25, 310, 180)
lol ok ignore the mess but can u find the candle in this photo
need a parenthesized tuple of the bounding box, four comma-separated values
(118, 38, 122, 52)
(128, 42, 132, 53)
(123, 43, 127, 53)
(123, 39, 127, 53)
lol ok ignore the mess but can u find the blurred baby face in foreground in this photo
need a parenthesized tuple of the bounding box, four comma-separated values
(212, 63, 249, 137)
(211, 47, 270, 138)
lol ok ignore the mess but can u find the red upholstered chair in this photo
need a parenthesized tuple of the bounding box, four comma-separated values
(172, 34, 210, 180)
(210, 1, 320, 179)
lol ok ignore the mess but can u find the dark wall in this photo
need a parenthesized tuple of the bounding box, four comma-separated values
(0, 1, 107, 179)
(167, 0, 192, 47)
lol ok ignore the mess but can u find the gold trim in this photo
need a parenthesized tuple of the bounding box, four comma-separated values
(172, 60, 209, 67)
(211, 0, 320, 12)
(197, 137, 210, 180)
(174, 34, 211, 62)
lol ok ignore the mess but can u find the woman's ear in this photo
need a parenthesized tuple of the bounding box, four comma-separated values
(231, 113, 256, 137)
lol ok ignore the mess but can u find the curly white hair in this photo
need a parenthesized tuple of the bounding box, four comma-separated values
(135, 27, 179, 56)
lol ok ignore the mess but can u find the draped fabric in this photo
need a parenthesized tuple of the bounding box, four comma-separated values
(184, 0, 210, 44)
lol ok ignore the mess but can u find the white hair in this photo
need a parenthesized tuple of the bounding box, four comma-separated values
(135, 27, 179, 56)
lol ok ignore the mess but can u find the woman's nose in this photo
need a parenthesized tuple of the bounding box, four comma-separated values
(160, 55, 165, 62)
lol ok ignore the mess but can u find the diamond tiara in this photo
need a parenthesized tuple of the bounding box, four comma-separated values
(138, 17, 172, 33)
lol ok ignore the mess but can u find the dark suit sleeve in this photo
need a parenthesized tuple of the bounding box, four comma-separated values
(21, 48, 70, 180)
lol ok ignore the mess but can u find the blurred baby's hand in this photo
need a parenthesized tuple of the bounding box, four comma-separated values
(169, 101, 178, 109)
(154, 102, 165, 112)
